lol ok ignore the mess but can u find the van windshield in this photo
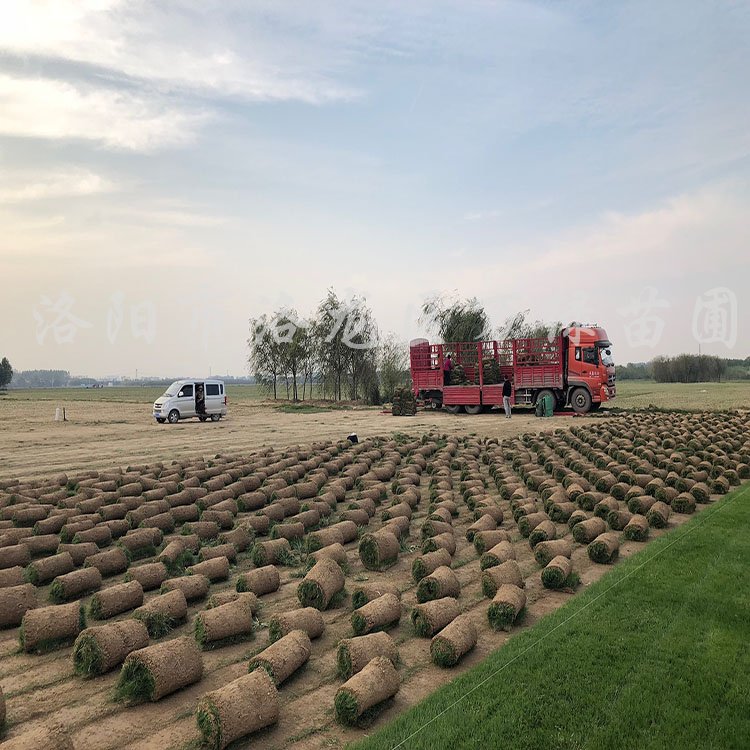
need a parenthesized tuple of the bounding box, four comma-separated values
(163, 381, 181, 397)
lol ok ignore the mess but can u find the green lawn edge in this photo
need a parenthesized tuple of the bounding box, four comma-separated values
(352, 483, 750, 750)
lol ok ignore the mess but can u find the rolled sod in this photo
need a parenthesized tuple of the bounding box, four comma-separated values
(473, 504, 504, 523)
(0, 565, 25, 589)
(568, 509, 588, 529)
(133, 589, 188, 638)
(487, 584, 526, 631)
(533, 539, 573, 567)
(690, 482, 711, 504)
(352, 582, 401, 610)
(24, 552, 75, 586)
(219, 526, 254, 552)
(207, 591, 258, 612)
(672, 492, 697, 514)
(73, 524, 112, 547)
(623, 513, 650, 541)
(587, 532, 620, 564)
(188, 556, 230, 582)
(297, 557, 345, 610)
(541, 555, 573, 589)
(73, 620, 149, 676)
(383, 515, 410, 539)
(410, 596, 460, 637)
(126, 562, 168, 592)
(549, 501, 577, 522)
(607, 509, 633, 531)
(118, 529, 159, 560)
(0, 583, 37, 628)
(20, 601, 86, 653)
(421, 520, 453, 540)
(335, 656, 399, 726)
(572, 517, 607, 544)
(116, 635, 203, 702)
(421, 532, 457, 555)
(480, 540, 516, 571)
(593, 497, 619, 519)
(161, 574, 210, 602)
(1, 722, 75, 750)
(199, 543, 237, 563)
(412, 548, 452, 583)
(351, 593, 402, 635)
(518, 511, 550, 538)
(251, 538, 292, 567)
(382, 502, 412, 521)
(430, 613, 477, 668)
(465, 514, 496, 541)
(90, 580, 144, 620)
(627, 495, 656, 515)
(358, 529, 400, 571)
(236, 565, 280, 596)
(337, 632, 398, 679)
(271, 521, 305, 542)
(57, 542, 99, 567)
(416, 566, 460, 603)
(311, 542, 348, 567)
(195, 596, 254, 649)
(49, 567, 102, 603)
(248, 629, 311, 685)
(21, 533, 60, 557)
(481, 560, 524, 597)
(646, 500, 672, 528)
(472, 529, 510, 555)
(326, 520, 359, 544)
(528, 520, 557, 548)
(196, 668, 280, 750)
(306, 526, 345, 551)
(269, 607, 325, 642)
(84, 547, 130, 577)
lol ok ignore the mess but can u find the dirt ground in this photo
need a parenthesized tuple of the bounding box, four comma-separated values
(0, 402, 704, 750)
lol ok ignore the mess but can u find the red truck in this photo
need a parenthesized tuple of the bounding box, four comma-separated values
(410, 325, 615, 415)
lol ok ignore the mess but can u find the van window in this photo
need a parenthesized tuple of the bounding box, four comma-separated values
(220, 384, 224, 394)
(206, 384, 220, 396)
(178, 384, 194, 397)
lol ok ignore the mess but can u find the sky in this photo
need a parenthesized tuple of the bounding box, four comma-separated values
(1, 0, 748, 378)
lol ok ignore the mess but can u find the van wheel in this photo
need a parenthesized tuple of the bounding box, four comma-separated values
(167, 410, 180, 424)
(210, 414, 221, 422)
(464, 404, 482, 415)
(570, 388, 592, 414)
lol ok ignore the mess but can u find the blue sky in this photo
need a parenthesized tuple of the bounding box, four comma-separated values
(1, 1, 748, 377)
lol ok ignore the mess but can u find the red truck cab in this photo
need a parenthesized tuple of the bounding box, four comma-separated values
(563, 325, 616, 412)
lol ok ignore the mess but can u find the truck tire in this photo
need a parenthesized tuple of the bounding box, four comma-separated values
(536, 389, 555, 407)
(464, 404, 482, 415)
(167, 409, 180, 424)
(444, 404, 463, 414)
(570, 388, 592, 414)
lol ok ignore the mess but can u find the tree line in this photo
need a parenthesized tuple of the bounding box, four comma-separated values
(618, 355, 750, 382)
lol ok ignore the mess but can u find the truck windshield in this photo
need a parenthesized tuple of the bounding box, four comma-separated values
(600, 347, 614, 367)
(163, 381, 181, 397)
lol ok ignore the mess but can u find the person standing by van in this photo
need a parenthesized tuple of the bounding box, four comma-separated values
(502, 375, 512, 419)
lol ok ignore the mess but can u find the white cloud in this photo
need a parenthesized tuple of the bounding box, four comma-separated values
(0, 74, 208, 150)
(0, 168, 115, 202)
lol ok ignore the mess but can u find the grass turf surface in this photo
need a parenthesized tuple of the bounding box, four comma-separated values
(352, 483, 750, 750)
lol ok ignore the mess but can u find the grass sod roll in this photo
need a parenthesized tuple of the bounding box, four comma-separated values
(0, 583, 37, 627)
(126, 562, 168, 591)
(588, 532, 621, 564)
(337, 632, 398, 679)
(411, 548, 452, 583)
(89, 580, 144, 620)
(572, 517, 607, 544)
(568, 509, 588, 529)
(271, 522, 305, 542)
(480, 541, 516, 571)
(472, 529, 510, 555)
(334, 656, 400, 726)
(607, 509, 633, 531)
(646, 500, 672, 528)
(352, 582, 401, 610)
(133, 589, 188, 638)
(305, 526, 345, 552)
(199, 543, 237, 563)
(57, 542, 99, 567)
(207, 591, 258, 612)
(528, 520, 557, 548)
(218, 525, 254, 552)
(533, 539, 573, 567)
(267, 597, 326, 640)
(358, 529, 400, 571)
(623, 514, 650, 541)
(24, 551, 75, 585)
(351, 593, 402, 635)
(481, 560, 524, 598)
(421, 532, 457, 555)
(311, 542, 348, 567)
(251, 538, 292, 567)
(196, 669, 280, 750)
(0, 565, 25, 589)
(416, 566, 460, 603)
(20, 601, 86, 653)
(517, 511, 549, 538)
(297, 557, 345, 610)
(672, 493, 697, 514)
(383, 515, 410, 539)
(248, 629, 311, 685)
(116, 635, 203, 702)
(187, 556, 230, 582)
(487, 583, 526, 631)
(236, 565, 280, 596)
(628, 495, 656, 515)
(541, 556, 574, 589)
(195, 597, 255, 649)
(430, 614, 477, 668)
(410, 596, 460, 637)
(465, 514, 496, 542)
(49, 567, 102, 603)
(73, 620, 149, 676)
(84, 546, 130, 577)
(161, 573, 210, 602)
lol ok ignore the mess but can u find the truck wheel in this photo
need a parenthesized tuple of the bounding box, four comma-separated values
(167, 409, 180, 424)
(444, 404, 463, 414)
(210, 414, 221, 422)
(536, 389, 555, 407)
(464, 404, 482, 415)
(570, 388, 592, 414)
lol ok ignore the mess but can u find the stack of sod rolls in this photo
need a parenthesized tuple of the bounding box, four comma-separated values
(391, 387, 416, 416)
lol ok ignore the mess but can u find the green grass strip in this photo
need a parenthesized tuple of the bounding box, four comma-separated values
(350, 484, 750, 750)
(72, 632, 103, 677)
(196, 701, 222, 750)
(115, 658, 155, 703)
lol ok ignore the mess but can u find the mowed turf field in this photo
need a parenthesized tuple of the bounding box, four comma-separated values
(353, 483, 750, 750)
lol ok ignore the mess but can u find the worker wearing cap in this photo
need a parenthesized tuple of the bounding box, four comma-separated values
(443, 354, 453, 386)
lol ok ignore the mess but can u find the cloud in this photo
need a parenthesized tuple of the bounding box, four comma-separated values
(0, 74, 208, 150)
(0, 168, 115, 202)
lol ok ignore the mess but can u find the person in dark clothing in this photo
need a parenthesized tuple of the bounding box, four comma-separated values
(443, 354, 453, 386)
(502, 375, 512, 419)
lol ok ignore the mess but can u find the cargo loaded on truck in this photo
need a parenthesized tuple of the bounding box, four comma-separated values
(410, 324, 615, 415)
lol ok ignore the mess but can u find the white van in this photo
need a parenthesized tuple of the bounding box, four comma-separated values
(153, 379, 227, 424)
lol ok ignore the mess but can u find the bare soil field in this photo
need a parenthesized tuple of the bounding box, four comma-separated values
(1, 394, 747, 750)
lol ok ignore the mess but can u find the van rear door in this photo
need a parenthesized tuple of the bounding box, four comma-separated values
(205, 382, 222, 414)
